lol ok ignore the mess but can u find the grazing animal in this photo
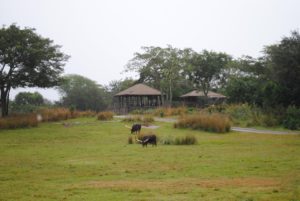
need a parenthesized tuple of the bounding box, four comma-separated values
(137, 134, 157, 147)
(131, 124, 142, 134)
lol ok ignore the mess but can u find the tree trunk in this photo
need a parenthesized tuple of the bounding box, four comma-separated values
(0, 87, 10, 117)
(169, 79, 173, 106)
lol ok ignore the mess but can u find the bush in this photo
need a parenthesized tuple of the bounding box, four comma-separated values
(283, 105, 300, 130)
(97, 111, 114, 121)
(223, 104, 253, 121)
(0, 114, 38, 129)
(174, 113, 231, 133)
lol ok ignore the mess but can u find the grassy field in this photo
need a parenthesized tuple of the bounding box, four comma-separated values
(0, 117, 299, 201)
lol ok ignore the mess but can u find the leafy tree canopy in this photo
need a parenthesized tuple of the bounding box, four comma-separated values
(57, 74, 107, 111)
(14, 91, 44, 106)
(0, 24, 69, 116)
(264, 30, 300, 106)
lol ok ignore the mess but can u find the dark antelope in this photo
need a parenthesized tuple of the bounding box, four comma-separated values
(131, 124, 141, 134)
(136, 134, 157, 147)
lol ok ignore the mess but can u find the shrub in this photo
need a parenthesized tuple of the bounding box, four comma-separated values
(223, 104, 252, 121)
(97, 111, 114, 121)
(0, 114, 38, 129)
(283, 105, 300, 130)
(174, 113, 231, 133)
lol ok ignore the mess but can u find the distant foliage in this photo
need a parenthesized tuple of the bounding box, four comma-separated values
(283, 106, 300, 130)
(206, 104, 281, 128)
(0, 114, 38, 129)
(97, 111, 114, 121)
(174, 113, 231, 133)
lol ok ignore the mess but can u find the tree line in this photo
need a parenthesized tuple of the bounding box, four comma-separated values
(1, 24, 300, 117)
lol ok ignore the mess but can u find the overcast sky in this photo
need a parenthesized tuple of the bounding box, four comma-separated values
(1, 0, 300, 101)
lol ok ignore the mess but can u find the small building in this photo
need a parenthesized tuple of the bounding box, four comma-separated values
(180, 90, 226, 107)
(113, 83, 163, 114)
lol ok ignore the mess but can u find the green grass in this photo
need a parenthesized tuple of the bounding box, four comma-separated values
(0, 117, 299, 201)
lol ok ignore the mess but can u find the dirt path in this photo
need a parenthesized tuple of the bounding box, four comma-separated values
(231, 127, 299, 135)
(115, 115, 300, 135)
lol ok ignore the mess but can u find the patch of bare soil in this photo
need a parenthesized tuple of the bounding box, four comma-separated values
(69, 177, 281, 191)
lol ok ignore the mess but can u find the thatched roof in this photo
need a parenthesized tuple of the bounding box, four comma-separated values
(180, 90, 226, 98)
(114, 83, 161, 96)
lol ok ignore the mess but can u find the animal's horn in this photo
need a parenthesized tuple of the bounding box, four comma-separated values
(136, 139, 143, 143)
(124, 125, 131, 129)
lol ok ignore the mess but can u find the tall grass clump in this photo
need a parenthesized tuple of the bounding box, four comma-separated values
(78, 110, 97, 117)
(160, 135, 197, 145)
(174, 113, 231, 133)
(153, 107, 188, 117)
(97, 111, 114, 121)
(122, 115, 154, 126)
(122, 115, 142, 123)
(174, 135, 197, 145)
(128, 136, 133, 144)
(39, 108, 71, 122)
(0, 114, 38, 129)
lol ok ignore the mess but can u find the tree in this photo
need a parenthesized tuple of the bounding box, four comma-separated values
(187, 50, 231, 97)
(0, 24, 69, 117)
(57, 74, 107, 111)
(264, 30, 300, 106)
(15, 91, 44, 106)
(126, 46, 187, 105)
(10, 91, 44, 114)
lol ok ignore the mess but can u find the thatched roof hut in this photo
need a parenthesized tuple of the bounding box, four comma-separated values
(113, 83, 162, 114)
(115, 83, 161, 96)
(180, 90, 226, 98)
(180, 90, 226, 107)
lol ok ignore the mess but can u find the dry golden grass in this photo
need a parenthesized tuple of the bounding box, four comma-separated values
(73, 177, 281, 191)
(122, 115, 154, 126)
(97, 111, 114, 121)
(39, 108, 71, 122)
(0, 114, 38, 129)
(154, 106, 188, 117)
(175, 113, 231, 133)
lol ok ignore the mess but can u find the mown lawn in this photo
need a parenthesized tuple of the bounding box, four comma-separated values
(0, 117, 299, 201)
